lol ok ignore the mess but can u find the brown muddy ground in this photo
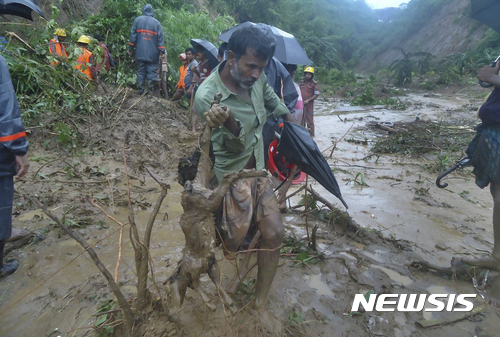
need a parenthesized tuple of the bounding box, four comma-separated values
(0, 86, 499, 337)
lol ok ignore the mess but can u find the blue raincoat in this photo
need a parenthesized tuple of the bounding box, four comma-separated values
(0, 55, 28, 177)
(128, 4, 166, 64)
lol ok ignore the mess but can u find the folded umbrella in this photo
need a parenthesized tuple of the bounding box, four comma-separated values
(218, 21, 312, 66)
(277, 122, 348, 208)
(471, 0, 500, 33)
(0, 0, 44, 21)
(190, 39, 219, 69)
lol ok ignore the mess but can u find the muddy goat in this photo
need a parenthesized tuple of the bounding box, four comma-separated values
(165, 95, 267, 311)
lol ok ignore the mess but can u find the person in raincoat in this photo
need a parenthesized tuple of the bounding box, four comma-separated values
(0, 55, 29, 280)
(74, 35, 96, 81)
(49, 28, 68, 66)
(128, 4, 166, 94)
(194, 26, 296, 311)
(300, 66, 320, 137)
(461, 61, 500, 307)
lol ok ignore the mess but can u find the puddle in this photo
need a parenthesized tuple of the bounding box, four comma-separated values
(18, 209, 45, 221)
(339, 251, 357, 260)
(422, 285, 458, 320)
(362, 250, 386, 263)
(304, 273, 335, 298)
(372, 265, 413, 286)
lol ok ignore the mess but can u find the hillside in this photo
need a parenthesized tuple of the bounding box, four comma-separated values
(358, 0, 488, 71)
(39, 0, 490, 72)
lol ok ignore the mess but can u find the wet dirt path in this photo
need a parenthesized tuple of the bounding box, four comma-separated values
(311, 93, 492, 267)
(1, 90, 499, 336)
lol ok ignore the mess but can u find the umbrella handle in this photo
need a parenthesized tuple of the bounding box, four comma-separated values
(435, 157, 471, 188)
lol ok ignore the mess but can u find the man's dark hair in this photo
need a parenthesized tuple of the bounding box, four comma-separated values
(94, 34, 104, 42)
(218, 42, 228, 58)
(227, 27, 276, 61)
(185, 47, 194, 54)
(284, 63, 297, 74)
(193, 45, 204, 54)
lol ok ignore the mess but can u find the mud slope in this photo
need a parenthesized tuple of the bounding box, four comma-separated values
(358, 0, 488, 72)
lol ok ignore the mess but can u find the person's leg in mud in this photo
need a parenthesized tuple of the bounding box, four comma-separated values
(304, 107, 315, 137)
(0, 175, 19, 281)
(136, 61, 147, 93)
(170, 87, 184, 102)
(254, 212, 284, 309)
(146, 62, 159, 95)
(190, 88, 198, 132)
(462, 182, 500, 270)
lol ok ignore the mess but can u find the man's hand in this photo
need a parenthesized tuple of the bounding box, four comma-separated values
(161, 52, 168, 61)
(127, 49, 133, 56)
(15, 155, 29, 178)
(478, 62, 500, 84)
(203, 105, 231, 128)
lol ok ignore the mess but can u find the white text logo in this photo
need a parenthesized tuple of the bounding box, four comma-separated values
(351, 294, 476, 312)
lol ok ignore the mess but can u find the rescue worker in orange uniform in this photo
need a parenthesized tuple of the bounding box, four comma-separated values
(48, 28, 68, 66)
(300, 66, 320, 137)
(74, 35, 96, 81)
(170, 53, 189, 102)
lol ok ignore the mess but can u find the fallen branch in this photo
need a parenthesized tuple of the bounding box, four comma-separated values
(31, 197, 135, 334)
(375, 123, 396, 133)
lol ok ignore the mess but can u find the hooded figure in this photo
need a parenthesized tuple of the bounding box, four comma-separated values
(128, 4, 166, 93)
(253, 23, 298, 168)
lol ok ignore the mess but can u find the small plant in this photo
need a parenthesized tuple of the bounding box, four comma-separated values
(420, 80, 437, 91)
(351, 82, 377, 105)
(352, 172, 369, 186)
(54, 121, 80, 154)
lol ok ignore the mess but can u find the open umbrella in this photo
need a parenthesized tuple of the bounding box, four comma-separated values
(218, 21, 312, 66)
(277, 122, 348, 208)
(190, 39, 219, 69)
(471, 0, 500, 33)
(0, 0, 44, 21)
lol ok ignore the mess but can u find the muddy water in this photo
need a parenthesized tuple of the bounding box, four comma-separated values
(0, 91, 498, 336)
(307, 94, 493, 267)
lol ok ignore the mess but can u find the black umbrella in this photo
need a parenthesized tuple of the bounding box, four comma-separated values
(471, 0, 500, 33)
(0, 0, 44, 21)
(277, 122, 348, 208)
(218, 21, 312, 66)
(190, 39, 219, 69)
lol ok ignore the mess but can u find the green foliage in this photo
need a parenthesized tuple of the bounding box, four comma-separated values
(389, 47, 433, 86)
(352, 81, 377, 105)
(371, 120, 475, 157)
(353, 172, 369, 187)
(314, 67, 356, 89)
(426, 153, 452, 173)
(81, 0, 233, 91)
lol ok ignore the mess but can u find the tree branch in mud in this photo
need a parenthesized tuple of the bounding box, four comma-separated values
(122, 140, 170, 312)
(31, 197, 135, 333)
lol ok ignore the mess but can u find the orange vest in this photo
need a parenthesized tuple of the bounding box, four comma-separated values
(75, 48, 94, 81)
(49, 39, 68, 66)
(177, 64, 188, 89)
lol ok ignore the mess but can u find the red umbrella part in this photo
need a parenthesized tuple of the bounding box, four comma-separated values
(268, 139, 306, 185)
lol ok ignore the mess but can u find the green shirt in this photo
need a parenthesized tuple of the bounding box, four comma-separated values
(194, 61, 290, 181)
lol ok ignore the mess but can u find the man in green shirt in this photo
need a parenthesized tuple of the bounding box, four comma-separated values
(194, 27, 296, 310)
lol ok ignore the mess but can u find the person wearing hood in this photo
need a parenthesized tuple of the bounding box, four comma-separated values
(128, 4, 166, 94)
(0, 55, 29, 281)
